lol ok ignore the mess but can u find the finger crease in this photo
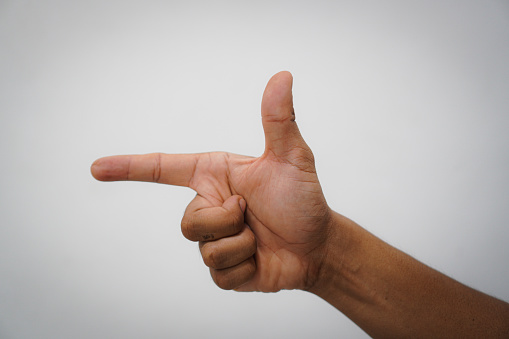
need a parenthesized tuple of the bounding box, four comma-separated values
(154, 153, 162, 183)
(188, 156, 199, 188)
(126, 157, 132, 180)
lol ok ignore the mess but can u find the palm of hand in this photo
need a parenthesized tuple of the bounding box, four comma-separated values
(92, 71, 331, 292)
(188, 147, 330, 292)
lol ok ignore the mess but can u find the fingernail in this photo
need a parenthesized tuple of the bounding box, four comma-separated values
(239, 198, 246, 213)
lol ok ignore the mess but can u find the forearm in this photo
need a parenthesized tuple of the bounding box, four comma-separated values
(310, 211, 509, 338)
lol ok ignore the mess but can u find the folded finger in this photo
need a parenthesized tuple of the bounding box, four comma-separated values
(209, 257, 256, 290)
(181, 194, 246, 241)
(199, 226, 256, 270)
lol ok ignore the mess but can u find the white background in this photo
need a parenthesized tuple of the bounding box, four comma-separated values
(1, 1, 508, 338)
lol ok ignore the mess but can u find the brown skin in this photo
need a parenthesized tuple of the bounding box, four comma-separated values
(91, 71, 509, 337)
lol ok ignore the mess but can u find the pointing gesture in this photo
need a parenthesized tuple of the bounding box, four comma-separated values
(92, 71, 509, 337)
(91, 71, 332, 292)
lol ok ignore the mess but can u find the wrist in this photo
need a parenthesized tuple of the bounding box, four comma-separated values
(307, 211, 355, 298)
(307, 209, 382, 316)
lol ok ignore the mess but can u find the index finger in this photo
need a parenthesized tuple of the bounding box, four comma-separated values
(91, 153, 198, 187)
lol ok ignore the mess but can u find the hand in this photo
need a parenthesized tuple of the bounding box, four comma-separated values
(91, 71, 333, 292)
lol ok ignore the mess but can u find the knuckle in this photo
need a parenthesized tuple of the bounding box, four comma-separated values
(203, 246, 223, 269)
(152, 152, 162, 183)
(291, 145, 316, 172)
(181, 216, 198, 241)
(296, 145, 315, 164)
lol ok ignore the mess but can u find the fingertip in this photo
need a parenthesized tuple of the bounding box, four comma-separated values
(90, 156, 125, 181)
(90, 159, 103, 181)
(263, 71, 294, 105)
(261, 71, 307, 157)
(270, 70, 293, 84)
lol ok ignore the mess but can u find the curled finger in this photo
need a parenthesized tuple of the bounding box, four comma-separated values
(199, 225, 256, 270)
(209, 257, 256, 290)
(181, 194, 246, 241)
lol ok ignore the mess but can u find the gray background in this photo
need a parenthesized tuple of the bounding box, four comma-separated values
(1, 1, 508, 338)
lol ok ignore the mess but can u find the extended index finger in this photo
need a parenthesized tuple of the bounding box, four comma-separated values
(91, 153, 198, 187)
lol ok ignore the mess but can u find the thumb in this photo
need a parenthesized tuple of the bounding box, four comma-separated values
(261, 71, 307, 158)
